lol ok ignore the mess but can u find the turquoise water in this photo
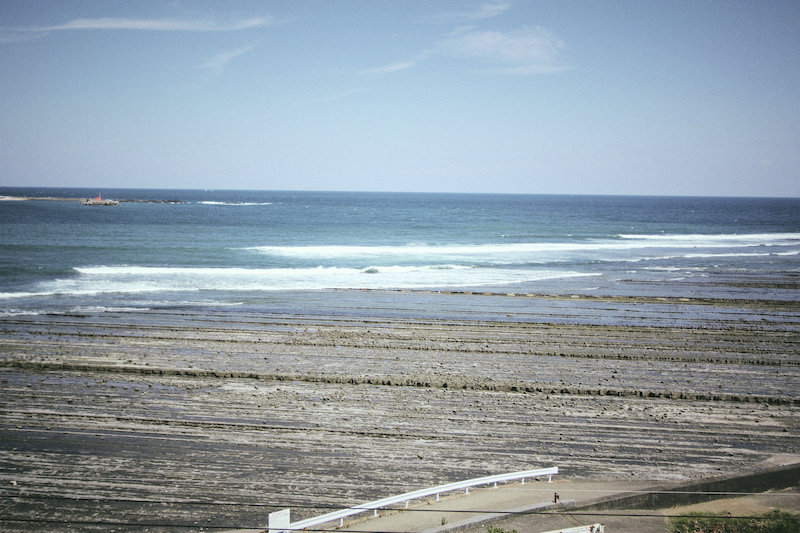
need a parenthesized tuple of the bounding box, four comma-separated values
(1, 188, 798, 315)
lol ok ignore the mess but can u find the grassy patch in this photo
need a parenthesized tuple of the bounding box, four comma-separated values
(486, 527, 518, 533)
(669, 510, 800, 533)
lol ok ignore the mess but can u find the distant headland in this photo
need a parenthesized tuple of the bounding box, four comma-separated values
(0, 195, 184, 204)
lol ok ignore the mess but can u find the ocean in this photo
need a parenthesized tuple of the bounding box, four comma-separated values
(1, 188, 799, 318)
(2, 188, 800, 531)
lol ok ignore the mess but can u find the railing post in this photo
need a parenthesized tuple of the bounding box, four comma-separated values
(268, 509, 291, 533)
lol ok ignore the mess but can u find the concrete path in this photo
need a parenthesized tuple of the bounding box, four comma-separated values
(222, 479, 660, 533)
(337, 479, 660, 532)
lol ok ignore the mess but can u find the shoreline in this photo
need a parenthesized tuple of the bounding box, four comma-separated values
(1, 291, 798, 531)
(351, 287, 800, 306)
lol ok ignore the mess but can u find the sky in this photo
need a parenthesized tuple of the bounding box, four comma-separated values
(0, 1, 799, 197)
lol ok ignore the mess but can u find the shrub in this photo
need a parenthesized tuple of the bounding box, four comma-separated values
(669, 510, 800, 533)
(486, 527, 519, 533)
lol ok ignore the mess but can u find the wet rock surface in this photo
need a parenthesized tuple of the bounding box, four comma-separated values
(0, 292, 798, 531)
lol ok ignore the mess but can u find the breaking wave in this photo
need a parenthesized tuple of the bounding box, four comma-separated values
(0, 265, 599, 296)
(246, 233, 800, 266)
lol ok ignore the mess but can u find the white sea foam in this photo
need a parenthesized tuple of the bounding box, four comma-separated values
(643, 266, 683, 272)
(644, 266, 709, 272)
(198, 201, 273, 206)
(619, 232, 800, 244)
(682, 252, 773, 258)
(41, 264, 597, 294)
(68, 306, 152, 314)
(638, 252, 774, 262)
(247, 233, 800, 262)
(0, 291, 54, 299)
(248, 242, 634, 258)
(0, 309, 41, 317)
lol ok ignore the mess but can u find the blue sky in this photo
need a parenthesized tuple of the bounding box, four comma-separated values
(1, 1, 798, 196)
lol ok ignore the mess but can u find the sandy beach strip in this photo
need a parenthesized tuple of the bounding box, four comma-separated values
(0, 292, 798, 531)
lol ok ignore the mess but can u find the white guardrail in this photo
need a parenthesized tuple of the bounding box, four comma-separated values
(269, 466, 558, 532)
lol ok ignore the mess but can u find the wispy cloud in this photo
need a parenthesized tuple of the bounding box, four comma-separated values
(363, 59, 419, 75)
(9, 16, 273, 35)
(472, 1, 513, 20)
(368, 25, 566, 77)
(369, 2, 564, 77)
(311, 87, 369, 104)
(427, 1, 512, 23)
(201, 43, 258, 74)
(438, 26, 566, 73)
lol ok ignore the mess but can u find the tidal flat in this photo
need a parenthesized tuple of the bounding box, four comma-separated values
(1, 290, 798, 531)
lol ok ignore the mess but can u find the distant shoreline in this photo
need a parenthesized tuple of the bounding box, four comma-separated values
(0, 195, 184, 203)
(1, 187, 799, 201)
(0, 195, 80, 201)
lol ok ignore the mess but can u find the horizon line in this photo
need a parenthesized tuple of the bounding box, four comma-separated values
(1, 185, 798, 200)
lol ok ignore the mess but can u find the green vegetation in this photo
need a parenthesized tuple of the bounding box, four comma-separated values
(669, 510, 800, 533)
(486, 527, 518, 533)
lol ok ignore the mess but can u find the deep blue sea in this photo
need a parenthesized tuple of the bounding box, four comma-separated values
(1, 188, 799, 317)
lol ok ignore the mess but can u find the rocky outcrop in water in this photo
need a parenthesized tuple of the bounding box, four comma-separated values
(82, 198, 119, 206)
